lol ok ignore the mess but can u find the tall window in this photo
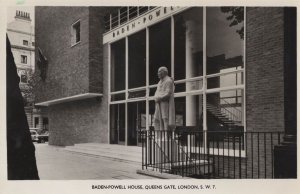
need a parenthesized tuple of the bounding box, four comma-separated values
(71, 21, 80, 46)
(206, 7, 244, 134)
(149, 18, 171, 86)
(21, 55, 27, 64)
(128, 30, 146, 98)
(43, 117, 49, 131)
(108, 7, 245, 148)
(110, 39, 126, 101)
(128, 30, 146, 89)
(173, 8, 204, 129)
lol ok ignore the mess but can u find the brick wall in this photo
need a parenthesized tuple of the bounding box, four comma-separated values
(35, 7, 90, 102)
(88, 7, 116, 94)
(48, 98, 108, 146)
(35, 7, 111, 146)
(47, 41, 110, 146)
(246, 7, 285, 133)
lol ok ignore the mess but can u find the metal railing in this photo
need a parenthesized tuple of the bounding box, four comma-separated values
(104, 6, 157, 32)
(207, 100, 242, 131)
(141, 129, 284, 179)
(220, 97, 243, 123)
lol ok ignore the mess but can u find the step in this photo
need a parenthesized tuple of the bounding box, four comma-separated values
(171, 159, 210, 168)
(63, 143, 142, 164)
(74, 143, 142, 153)
(72, 143, 142, 154)
(142, 159, 212, 178)
(147, 140, 186, 163)
(170, 159, 213, 177)
(136, 169, 193, 179)
(210, 113, 226, 117)
(65, 146, 142, 161)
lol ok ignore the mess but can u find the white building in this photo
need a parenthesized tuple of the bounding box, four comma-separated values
(7, 10, 35, 82)
(7, 10, 48, 131)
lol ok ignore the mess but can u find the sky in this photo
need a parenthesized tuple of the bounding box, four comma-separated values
(7, 6, 35, 26)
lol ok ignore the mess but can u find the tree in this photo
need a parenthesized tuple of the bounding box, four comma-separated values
(220, 7, 244, 39)
(21, 69, 39, 107)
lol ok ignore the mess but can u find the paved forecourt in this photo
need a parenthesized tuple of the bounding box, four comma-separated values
(35, 143, 155, 180)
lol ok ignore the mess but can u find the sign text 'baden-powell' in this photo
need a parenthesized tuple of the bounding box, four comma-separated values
(103, 7, 187, 44)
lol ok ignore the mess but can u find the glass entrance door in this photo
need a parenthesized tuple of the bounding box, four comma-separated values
(127, 101, 146, 146)
(110, 104, 125, 145)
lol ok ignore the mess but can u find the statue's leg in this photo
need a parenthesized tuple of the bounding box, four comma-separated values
(162, 118, 171, 168)
(163, 118, 169, 139)
(154, 118, 161, 143)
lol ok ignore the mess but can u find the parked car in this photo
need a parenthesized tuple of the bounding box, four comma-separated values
(30, 129, 39, 142)
(37, 131, 49, 143)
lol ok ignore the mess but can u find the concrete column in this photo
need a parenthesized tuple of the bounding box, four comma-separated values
(185, 20, 197, 127)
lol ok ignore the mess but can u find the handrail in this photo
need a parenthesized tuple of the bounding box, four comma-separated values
(207, 102, 240, 123)
(220, 97, 242, 122)
(174, 76, 203, 85)
(104, 6, 155, 32)
(206, 69, 244, 79)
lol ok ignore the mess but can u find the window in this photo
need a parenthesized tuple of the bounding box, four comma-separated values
(149, 18, 171, 86)
(206, 7, 245, 139)
(23, 40, 28, 46)
(128, 30, 146, 89)
(32, 42, 35, 46)
(174, 7, 203, 93)
(21, 74, 28, 83)
(21, 55, 27, 64)
(108, 7, 245, 148)
(18, 69, 28, 83)
(34, 117, 39, 128)
(111, 39, 126, 91)
(43, 117, 49, 130)
(71, 20, 81, 46)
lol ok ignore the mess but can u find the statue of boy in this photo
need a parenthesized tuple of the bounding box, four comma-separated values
(154, 66, 176, 132)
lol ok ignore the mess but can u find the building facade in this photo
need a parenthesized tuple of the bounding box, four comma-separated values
(35, 7, 115, 145)
(35, 6, 296, 178)
(7, 10, 48, 131)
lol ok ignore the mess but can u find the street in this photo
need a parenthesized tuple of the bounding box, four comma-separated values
(34, 143, 154, 180)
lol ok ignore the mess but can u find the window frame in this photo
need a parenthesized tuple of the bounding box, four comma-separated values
(18, 69, 28, 83)
(21, 55, 27, 64)
(107, 7, 246, 152)
(71, 20, 81, 47)
(23, 40, 29, 46)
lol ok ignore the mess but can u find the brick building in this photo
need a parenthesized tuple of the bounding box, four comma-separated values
(35, 7, 296, 178)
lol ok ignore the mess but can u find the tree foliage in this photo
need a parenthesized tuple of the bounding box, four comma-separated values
(21, 69, 40, 107)
(220, 7, 244, 39)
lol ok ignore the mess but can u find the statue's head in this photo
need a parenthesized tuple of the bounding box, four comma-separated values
(157, 66, 168, 80)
